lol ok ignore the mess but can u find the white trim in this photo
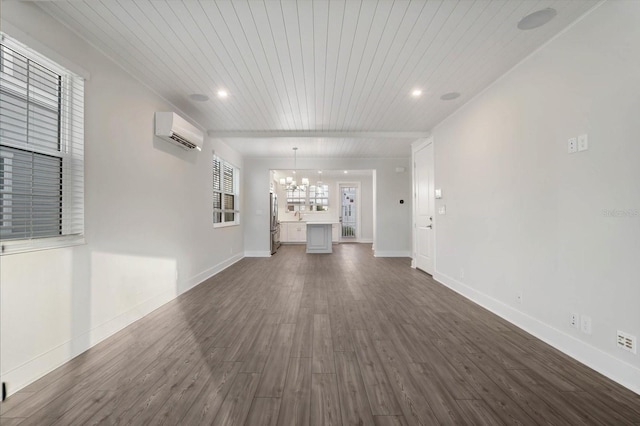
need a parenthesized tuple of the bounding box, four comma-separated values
(1, 235, 85, 256)
(434, 271, 640, 396)
(374, 250, 411, 258)
(181, 252, 244, 293)
(244, 250, 272, 258)
(338, 181, 361, 241)
(212, 155, 240, 227)
(411, 137, 436, 275)
(213, 222, 241, 229)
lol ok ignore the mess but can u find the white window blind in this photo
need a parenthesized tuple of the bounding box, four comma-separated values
(0, 33, 84, 254)
(213, 155, 239, 227)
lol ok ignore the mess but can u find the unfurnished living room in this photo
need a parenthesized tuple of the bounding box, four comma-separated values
(1, 0, 639, 424)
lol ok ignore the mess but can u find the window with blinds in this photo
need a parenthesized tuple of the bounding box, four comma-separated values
(213, 155, 239, 227)
(0, 33, 84, 254)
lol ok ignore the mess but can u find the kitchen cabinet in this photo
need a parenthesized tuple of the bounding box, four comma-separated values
(306, 223, 333, 253)
(280, 221, 341, 243)
(280, 222, 307, 243)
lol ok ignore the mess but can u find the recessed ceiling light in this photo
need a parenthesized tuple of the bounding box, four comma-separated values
(189, 93, 209, 102)
(517, 8, 557, 30)
(318, 170, 322, 174)
(217, 90, 228, 98)
(344, 171, 348, 174)
(440, 92, 461, 101)
(412, 89, 422, 97)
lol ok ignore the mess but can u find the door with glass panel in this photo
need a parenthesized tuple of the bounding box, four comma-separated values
(340, 185, 357, 239)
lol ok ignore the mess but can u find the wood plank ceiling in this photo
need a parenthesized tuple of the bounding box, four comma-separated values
(38, 0, 598, 157)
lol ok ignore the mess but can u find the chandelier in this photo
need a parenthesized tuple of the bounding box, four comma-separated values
(279, 147, 309, 191)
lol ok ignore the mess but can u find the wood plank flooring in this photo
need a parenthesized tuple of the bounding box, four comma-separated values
(2, 244, 639, 425)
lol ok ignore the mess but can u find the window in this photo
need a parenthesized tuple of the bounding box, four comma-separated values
(0, 34, 84, 254)
(309, 184, 329, 212)
(286, 183, 329, 212)
(213, 155, 239, 227)
(286, 187, 306, 212)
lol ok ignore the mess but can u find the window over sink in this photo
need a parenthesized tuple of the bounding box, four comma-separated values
(286, 183, 329, 212)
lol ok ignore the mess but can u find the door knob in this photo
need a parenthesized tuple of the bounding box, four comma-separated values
(427, 225, 433, 229)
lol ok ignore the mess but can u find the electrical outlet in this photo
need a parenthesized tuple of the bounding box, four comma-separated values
(568, 137, 577, 153)
(581, 315, 592, 335)
(438, 205, 446, 215)
(516, 293, 523, 304)
(577, 134, 588, 151)
(570, 312, 579, 329)
(617, 331, 637, 354)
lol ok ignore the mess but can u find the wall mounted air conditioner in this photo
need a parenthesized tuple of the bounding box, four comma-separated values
(155, 112, 203, 151)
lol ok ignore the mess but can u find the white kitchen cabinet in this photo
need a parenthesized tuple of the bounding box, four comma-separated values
(281, 222, 307, 243)
(279, 223, 288, 242)
(306, 223, 333, 253)
(290, 223, 307, 242)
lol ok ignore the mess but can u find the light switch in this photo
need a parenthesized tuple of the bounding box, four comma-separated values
(568, 137, 577, 153)
(438, 205, 446, 215)
(435, 188, 442, 199)
(578, 134, 588, 151)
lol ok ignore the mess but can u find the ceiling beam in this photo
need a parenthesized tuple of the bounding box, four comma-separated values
(207, 130, 430, 139)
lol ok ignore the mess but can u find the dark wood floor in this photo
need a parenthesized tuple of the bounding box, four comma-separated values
(2, 244, 639, 425)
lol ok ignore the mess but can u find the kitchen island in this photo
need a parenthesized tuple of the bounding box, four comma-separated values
(305, 222, 337, 253)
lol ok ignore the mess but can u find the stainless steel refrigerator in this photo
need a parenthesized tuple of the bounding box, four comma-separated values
(270, 192, 280, 254)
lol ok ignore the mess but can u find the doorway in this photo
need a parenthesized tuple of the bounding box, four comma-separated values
(413, 138, 435, 274)
(339, 183, 359, 240)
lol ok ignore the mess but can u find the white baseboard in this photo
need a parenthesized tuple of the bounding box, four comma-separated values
(434, 271, 640, 395)
(182, 252, 244, 293)
(374, 250, 411, 257)
(244, 250, 272, 257)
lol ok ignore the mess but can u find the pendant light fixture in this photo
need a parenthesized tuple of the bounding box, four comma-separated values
(279, 147, 309, 191)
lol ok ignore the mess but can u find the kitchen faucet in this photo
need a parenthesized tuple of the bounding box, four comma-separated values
(294, 211, 303, 221)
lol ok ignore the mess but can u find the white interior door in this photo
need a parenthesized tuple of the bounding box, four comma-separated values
(414, 140, 435, 274)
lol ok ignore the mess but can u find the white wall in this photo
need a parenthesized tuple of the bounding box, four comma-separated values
(244, 157, 411, 257)
(359, 175, 374, 241)
(0, 1, 244, 395)
(431, 1, 640, 392)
